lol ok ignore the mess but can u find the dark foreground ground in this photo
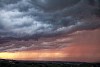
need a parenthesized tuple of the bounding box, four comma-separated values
(0, 59, 100, 67)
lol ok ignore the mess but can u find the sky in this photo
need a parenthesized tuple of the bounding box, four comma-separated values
(0, 0, 100, 62)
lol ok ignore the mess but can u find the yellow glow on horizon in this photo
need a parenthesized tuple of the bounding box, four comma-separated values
(0, 51, 67, 61)
(0, 52, 16, 59)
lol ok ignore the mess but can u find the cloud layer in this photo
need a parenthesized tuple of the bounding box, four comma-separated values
(0, 0, 100, 51)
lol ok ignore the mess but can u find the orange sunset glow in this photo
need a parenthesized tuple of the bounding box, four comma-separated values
(0, 29, 100, 62)
(0, 50, 67, 61)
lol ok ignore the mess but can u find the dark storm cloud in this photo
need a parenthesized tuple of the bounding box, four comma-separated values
(0, 0, 100, 51)
(30, 0, 80, 11)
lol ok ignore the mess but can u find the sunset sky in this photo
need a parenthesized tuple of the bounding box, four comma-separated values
(0, 0, 100, 62)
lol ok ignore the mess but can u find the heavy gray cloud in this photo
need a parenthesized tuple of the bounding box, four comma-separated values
(0, 0, 100, 51)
